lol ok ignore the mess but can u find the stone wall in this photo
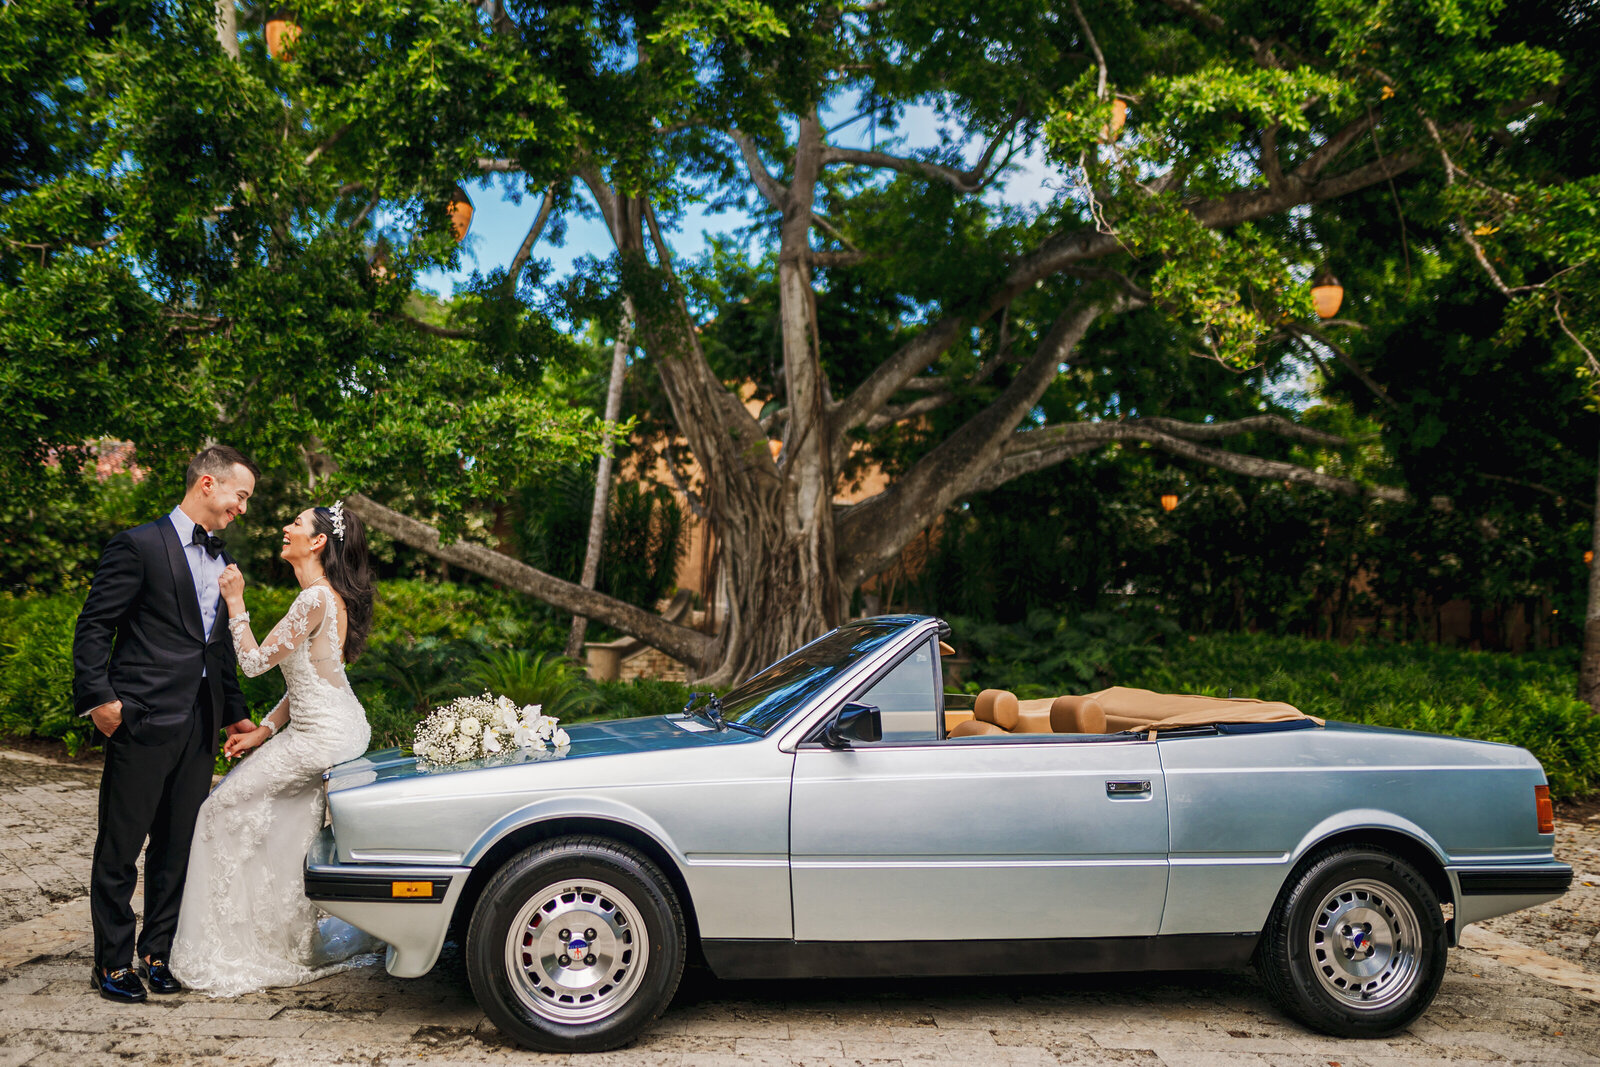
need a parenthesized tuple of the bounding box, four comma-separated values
(619, 647, 688, 683)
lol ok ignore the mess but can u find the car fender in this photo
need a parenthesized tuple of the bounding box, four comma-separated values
(1288, 808, 1451, 872)
(462, 793, 692, 878)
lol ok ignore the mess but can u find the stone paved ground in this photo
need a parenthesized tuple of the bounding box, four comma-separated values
(5, 747, 1600, 1066)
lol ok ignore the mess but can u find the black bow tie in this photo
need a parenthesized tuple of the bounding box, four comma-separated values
(191, 524, 225, 559)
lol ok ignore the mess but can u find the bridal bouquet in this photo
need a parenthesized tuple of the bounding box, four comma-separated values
(413, 693, 570, 765)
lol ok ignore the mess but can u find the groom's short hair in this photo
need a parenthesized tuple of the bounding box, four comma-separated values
(185, 445, 260, 490)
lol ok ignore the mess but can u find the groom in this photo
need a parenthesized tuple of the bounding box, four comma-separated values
(73, 445, 260, 1002)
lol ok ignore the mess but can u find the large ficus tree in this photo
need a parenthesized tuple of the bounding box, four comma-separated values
(2, 0, 1573, 686)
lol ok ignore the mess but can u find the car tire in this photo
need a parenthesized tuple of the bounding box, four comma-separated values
(1258, 846, 1447, 1037)
(465, 835, 686, 1053)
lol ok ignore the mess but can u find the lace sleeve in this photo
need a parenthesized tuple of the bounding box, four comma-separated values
(230, 585, 329, 678)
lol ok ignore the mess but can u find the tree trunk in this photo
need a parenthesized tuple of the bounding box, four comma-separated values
(565, 306, 632, 658)
(214, 1, 238, 58)
(1581, 438, 1600, 712)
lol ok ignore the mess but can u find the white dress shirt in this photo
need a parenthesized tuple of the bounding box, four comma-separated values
(169, 505, 226, 641)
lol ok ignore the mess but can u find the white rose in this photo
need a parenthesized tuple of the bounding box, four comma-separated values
(435, 716, 457, 735)
(454, 736, 476, 758)
(458, 718, 481, 737)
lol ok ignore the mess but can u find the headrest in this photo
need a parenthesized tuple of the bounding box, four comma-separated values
(974, 688, 1020, 731)
(1050, 695, 1107, 734)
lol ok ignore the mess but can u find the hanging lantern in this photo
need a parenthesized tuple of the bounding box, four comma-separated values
(448, 186, 474, 242)
(1098, 99, 1128, 144)
(1311, 270, 1344, 319)
(265, 12, 301, 60)
(1160, 493, 1179, 512)
(768, 438, 783, 461)
(368, 238, 391, 280)
(1586, 550, 1594, 566)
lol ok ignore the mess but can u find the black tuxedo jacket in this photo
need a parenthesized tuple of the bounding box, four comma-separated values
(72, 517, 250, 748)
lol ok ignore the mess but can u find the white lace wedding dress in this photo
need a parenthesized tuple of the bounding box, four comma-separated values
(170, 582, 380, 995)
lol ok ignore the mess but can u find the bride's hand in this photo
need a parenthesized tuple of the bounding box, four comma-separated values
(224, 724, 271, 759)
(218, 564, 246, 610)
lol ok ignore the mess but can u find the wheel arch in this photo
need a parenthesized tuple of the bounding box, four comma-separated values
(1283, 822, 1457, 945)
(449, 816, 704, 964)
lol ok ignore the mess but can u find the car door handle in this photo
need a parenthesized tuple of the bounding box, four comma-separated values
(1105, 780, 1152, 797)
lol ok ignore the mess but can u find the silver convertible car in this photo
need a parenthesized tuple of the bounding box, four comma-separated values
(305, 615, 1570, 1052)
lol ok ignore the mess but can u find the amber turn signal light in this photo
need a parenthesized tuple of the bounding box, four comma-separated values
(391, 880, 433, 898)
(1535, 784, 1554, 835)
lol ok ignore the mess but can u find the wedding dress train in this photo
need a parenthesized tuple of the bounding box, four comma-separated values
(170, 583, 380, 995)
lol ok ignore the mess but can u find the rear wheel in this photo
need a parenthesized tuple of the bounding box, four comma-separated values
(466, 836, 685, 1052)
(1258, 846, 1447, 1037)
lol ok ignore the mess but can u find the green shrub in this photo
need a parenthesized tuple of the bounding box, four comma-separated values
(465, 649, 598, 719)
(0, 595, 88, 753)
(590, 677, 698, 721)
(950, 608, 1179, 698)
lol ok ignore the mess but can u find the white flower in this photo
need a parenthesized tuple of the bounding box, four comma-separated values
(453, 736, 476, 758)
(458, 718, 481, 737)
(435, 716, 456, 735)
(482, 731, 502, 755)
(552, 727, 570, 748)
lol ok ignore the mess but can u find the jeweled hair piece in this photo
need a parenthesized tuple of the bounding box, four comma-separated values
(330, 499, 346, 541)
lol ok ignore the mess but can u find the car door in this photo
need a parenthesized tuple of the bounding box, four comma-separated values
(789, 638, 1170, 942)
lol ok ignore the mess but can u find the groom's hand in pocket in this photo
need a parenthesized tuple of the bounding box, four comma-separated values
(89, 700, 123, 737)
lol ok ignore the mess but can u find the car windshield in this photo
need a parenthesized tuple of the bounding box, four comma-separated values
(718, 619, 913, 734)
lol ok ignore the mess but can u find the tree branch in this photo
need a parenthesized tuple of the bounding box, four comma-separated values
(505, 183, 558, 289)
(861, 392, 955, 432)
(477, 158, 520, 172)
(344, 494, 715, 667)
(811, 249, 869, 267)
(387, 312, 475, 339)
(727, 128, 789, 209)
(303, 124, 350, 167)
(820, 111, 1021, 195)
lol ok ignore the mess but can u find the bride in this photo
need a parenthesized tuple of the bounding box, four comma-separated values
(170, 500, 381, 995)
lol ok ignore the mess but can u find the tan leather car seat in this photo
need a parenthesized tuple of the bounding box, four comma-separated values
(948, 688, 1018, 737)
(1050, 694, 1108, 734)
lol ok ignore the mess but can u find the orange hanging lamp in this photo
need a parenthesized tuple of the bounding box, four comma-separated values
(1311, 270, 1344, 319)
(1159, 493, 1179, 512)
(265, 12, 301, 61)
(1099, 99, 1128, 144)
(448, 186, 474, 242)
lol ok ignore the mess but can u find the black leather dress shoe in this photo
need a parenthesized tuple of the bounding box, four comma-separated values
(138, 957, 182, 994)
(91, 966, 147, 1003)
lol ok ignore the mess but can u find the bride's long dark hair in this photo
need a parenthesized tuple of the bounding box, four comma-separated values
(310, 505, 374, 662)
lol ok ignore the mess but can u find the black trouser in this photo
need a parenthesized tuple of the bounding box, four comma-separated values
(90, 705, 213, 972)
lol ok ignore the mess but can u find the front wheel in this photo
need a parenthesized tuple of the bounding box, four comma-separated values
(1257, 847, 1447, 1037)
(466, 836, 686, 1052)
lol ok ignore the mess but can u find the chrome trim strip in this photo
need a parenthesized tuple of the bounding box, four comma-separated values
(346, 849, 465, 865)
(790, 857, 1167, 869)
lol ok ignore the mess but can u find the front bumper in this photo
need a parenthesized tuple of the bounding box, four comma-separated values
(305, 826, 470, 978)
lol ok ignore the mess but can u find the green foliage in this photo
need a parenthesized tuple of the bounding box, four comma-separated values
(0, 595, 85, 754)
(590, 677, 698, 720)
(464, 649, 598, 719)
(949, 609, 1180, 699)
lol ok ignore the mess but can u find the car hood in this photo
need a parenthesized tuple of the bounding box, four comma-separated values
(325, 714, 753, 790)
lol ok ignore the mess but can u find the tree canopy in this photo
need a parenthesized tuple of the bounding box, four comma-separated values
(3, 0, 1595, 684)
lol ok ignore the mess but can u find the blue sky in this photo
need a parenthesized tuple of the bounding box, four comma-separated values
(416, 102, 1061, 300)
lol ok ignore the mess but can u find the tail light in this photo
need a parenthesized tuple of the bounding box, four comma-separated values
(1535, 784, 1554, 835)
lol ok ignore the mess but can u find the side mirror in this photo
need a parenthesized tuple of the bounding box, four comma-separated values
(821, 702, 882, 749)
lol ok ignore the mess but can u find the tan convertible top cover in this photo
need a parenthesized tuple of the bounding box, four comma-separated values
(1083, 686, 1322, 733)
